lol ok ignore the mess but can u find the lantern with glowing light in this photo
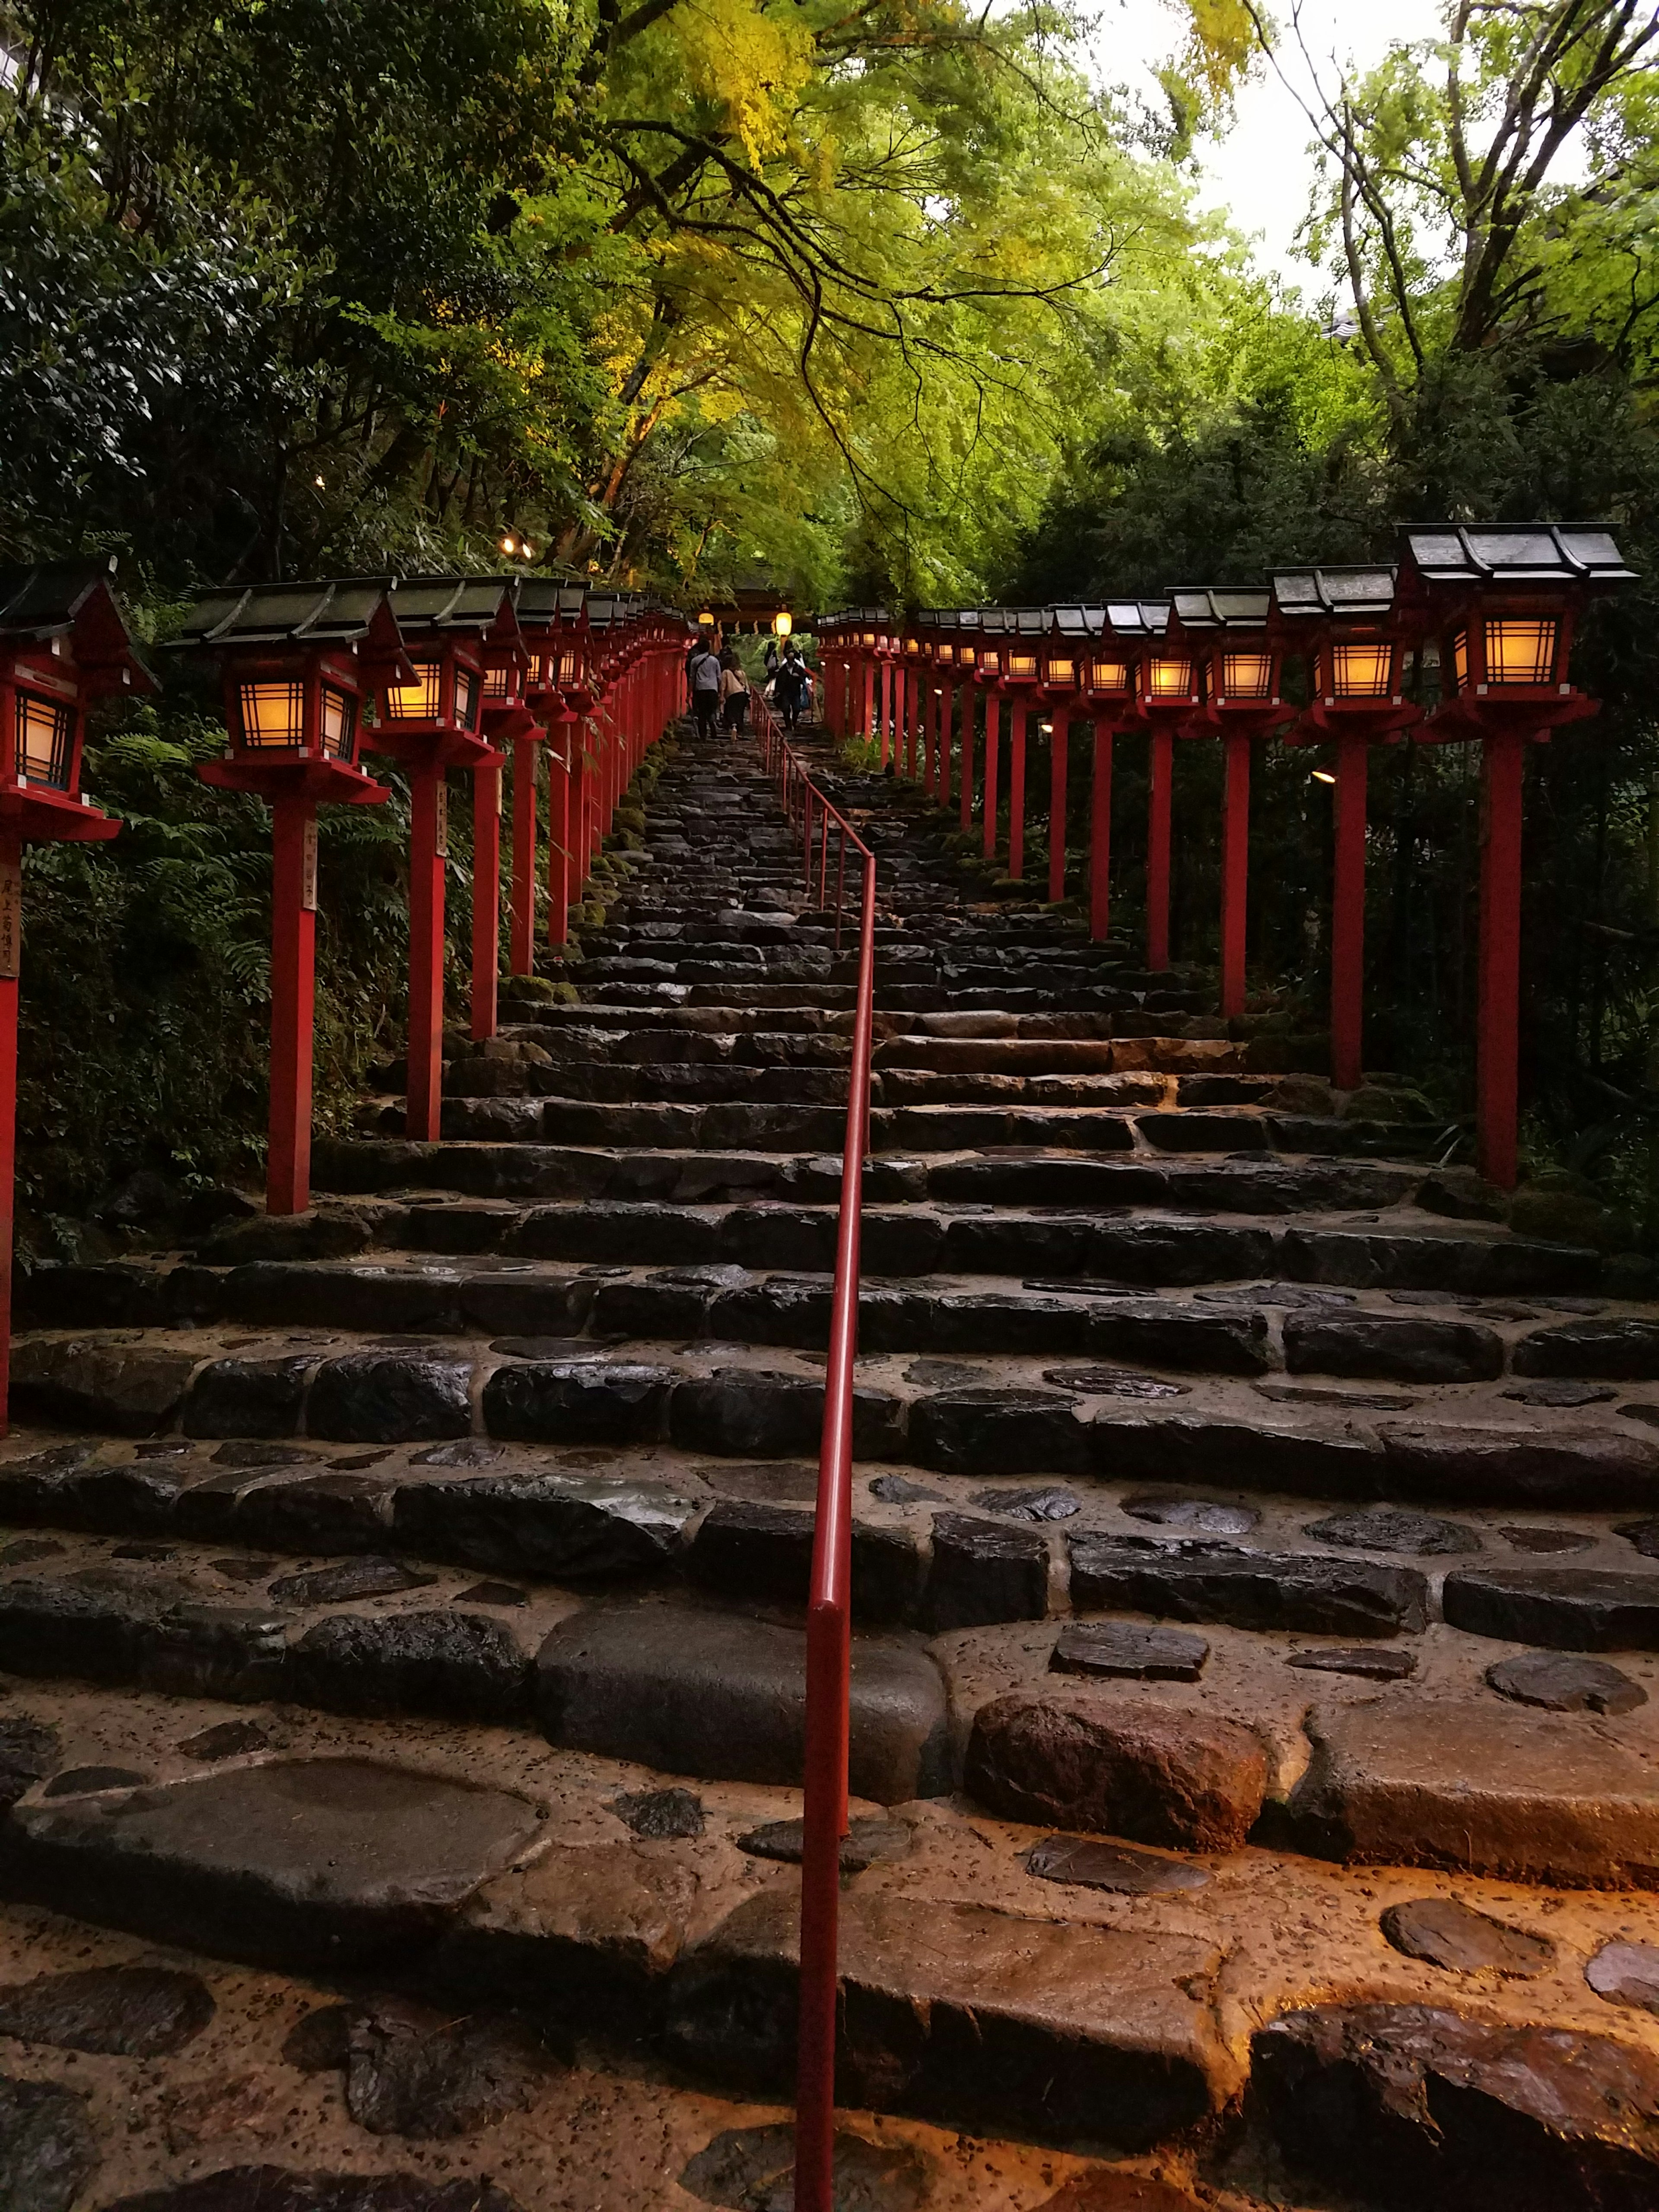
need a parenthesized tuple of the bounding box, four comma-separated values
(366, 578, 515, 1142)
(1164, 588, 1290, 1017)
(1272, 564, 1424, 1090)
(174, 577, 400, 1215)
(1400, 523, 1636, 1186)
(0, 559, 151, 1424)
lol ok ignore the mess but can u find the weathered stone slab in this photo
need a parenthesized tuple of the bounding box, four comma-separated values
(1051, 1622, 1208, 1682)
(481, 1359, 674, 1445)
(1284, 1313, 1503, 1384)
(182, 1356, 313, 1439)
(1379, 1897, 1554, 1977)
(306, 1354, 473, 1444)
(670, 1368, 904, 1460)
(1305, 1506, 1480, 1556)
(1443, 1567, 1659, 1651)
(925, 1514, 1050, 1630)
(1378, 1424, 1659, 1510)
(686, 1500, 919, 1621)
(965, 1688, 1267, 1850)
(10, 1337, 197, 1436)
(392, 1471, 694, 1580)
(1487, 1653, 1647, 1713)
(0, 1757, 543, 1967)
(535, 1603, 949, 1803)
(910, 1389, 1090, 1478)
(106, 2171, 525, 2210)
(1290, 1700, 1659, 1884)
(1252, 2004, 1659, 2210)
(0, 1965, 213, 2056)
(1090, 1414, 1383, 1500)
(1068, 1540, 1426, 1638)
(290, 1612, 531, 1724)
(666, 1884, 1233, 2146)
(1514, 1318, 1659, 1381)
(0, 2073, 97, 2212)
(1023, 1835, 1208, 1896)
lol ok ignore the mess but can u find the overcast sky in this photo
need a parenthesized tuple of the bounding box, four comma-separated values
(1093, 0, 1451, 292)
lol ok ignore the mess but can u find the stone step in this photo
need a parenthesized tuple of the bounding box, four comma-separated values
(21, 1252, 1643, 1379)
(6, 1526, 1659, 1903)
(11, 1676, 1659, 2198)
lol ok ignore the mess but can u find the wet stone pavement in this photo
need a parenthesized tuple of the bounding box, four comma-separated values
(3, 724, 1659, 2209)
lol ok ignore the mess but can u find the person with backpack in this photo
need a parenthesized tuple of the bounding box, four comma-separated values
(775, 644, 807, 731)
(688, 636, 723, 739)
(719, 648, 750, 737)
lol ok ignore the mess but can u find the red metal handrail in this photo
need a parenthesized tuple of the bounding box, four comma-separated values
(753, 695, 877, 2212)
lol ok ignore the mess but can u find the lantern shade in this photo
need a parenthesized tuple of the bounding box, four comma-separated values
(773, 610, 793, 638)
(370, 577, 519, 769)
(0, 557, 153, 838)
(1328, 642, 1394, 698)
(171, 576, 402, 803)
(1146, 657, 1193, 699)
(14, 693, 73, 788)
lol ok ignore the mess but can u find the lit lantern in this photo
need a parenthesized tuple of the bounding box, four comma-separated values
(773, 610, 794, 639)
(0, 558, 151, 1424)
(174, 576, 400, 1215)
(1049, 601, 1166, 945)
(1167, 588, 1290, 1017)
(367, 577, 517, 1142)
(1273, 563, 1422, 1090)
(1400, 523, 1636, 1186)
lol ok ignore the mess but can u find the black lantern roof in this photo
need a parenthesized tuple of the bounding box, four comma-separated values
(1168, 587, 1271, 631)
(394, 576, 519, 635)
(0, 557, 131, 645)
(1271, 566, 1398, 619)
(1402, 524, 1637, 586)
(1048, 602, 1170, 640)
(172, 577, 400, 649)
(0, 556, 153, 692)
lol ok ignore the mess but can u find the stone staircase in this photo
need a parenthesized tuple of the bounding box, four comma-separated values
(3, 725, 1659, 2209)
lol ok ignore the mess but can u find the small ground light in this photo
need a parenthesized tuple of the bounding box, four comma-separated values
(1311, 768, 1337, 784)
(501, 536, 517, 556)
(313, 474, 325, 487)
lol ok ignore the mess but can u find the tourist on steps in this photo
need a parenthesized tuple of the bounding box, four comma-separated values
(719, 649, 750, 737)
(774, 644, 807, 731)
(688, 637, 723, 739)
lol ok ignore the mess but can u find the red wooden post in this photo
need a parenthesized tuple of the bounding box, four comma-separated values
(470, 757, 502, 1042)
(0, 825, 19, 1429)
(1048, 707, 1069, 903)
(960, 691, 975, 834)
(547, 732, 572, 947)
(922, 673, 935, 794)
(982, 693, 1000, 861)
(1478, 732, 1528, 1189)
(861, 657, 874, 738)
(509, 737, 540, 974)
(406, 764, 448, 1141)
(1147, 727, 1173, 969)
(883, 669, 896, 770)
(1008, 698, 1027, 879)
(268, 796, 318, 1211)
(1219, 731, 1251, 1018)
(939, 683, 953, 809)
(1090, 719, 1112, 941)
(1330, 734, 1369, 1090)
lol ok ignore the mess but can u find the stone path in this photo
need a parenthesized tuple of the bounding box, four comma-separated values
(5, 724, 1659, 2208)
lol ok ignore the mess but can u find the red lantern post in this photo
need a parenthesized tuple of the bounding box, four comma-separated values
(976, 618, 1007, 863)
(1167, 588, 1291, 1018)
(176, 577, 398, 1213)
(1131, 608, 1194, 971)
(0, 560, 150, 1424)
(1062, 607, 1144, 943)
(1402, 524, 1634, 1187)
(1274, 565, 1423, 1090)
(366, 579, 510, 1142)
(957, 623, 980, 834)
(1001, 616, 1045, 880)
(1039, 624, 1084, 902)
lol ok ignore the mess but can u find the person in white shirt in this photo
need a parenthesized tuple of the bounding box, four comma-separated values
(719, 650, 750, 737)
(688, 641, 723, 738)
